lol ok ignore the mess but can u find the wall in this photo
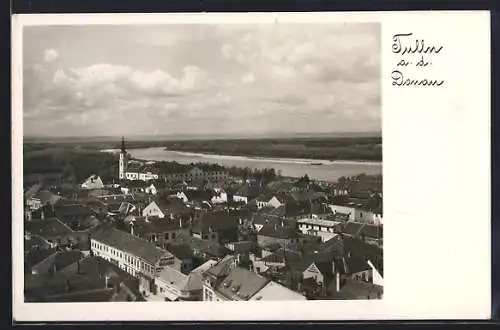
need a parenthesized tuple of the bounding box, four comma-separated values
(257, 235, 295, 249)
(142, 202, 165, 218)
(233, 195, 248, 204)
(367, 260, 383, 286)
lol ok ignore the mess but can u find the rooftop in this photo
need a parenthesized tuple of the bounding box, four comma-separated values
(25, 218, 74, 238)
(92, 228, 173, 264)
(215, 266, 270, 301)
(250, 281, 306, 301)
(297, 217, 342, 228)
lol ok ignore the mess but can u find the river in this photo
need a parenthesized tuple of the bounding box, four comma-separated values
(103, 147, 382, 182)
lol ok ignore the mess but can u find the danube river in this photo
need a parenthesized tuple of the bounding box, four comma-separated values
(105, 147, 382, 182)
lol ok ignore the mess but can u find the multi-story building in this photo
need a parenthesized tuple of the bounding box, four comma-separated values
(296, 216, 343, 242)
(90, 228, 181, 295)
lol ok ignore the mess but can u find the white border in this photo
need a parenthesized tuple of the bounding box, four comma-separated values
(12, 11, 491, 321)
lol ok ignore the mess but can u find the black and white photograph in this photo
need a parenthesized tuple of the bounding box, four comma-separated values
(21, 21, 383, 303)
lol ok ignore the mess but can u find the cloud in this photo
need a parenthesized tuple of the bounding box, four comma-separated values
(241, 73, 255, 84)
(43, 48, 59, 62)
(221, 44, 233, 59)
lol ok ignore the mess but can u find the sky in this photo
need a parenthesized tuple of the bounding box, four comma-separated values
(23, 23, 381, 138)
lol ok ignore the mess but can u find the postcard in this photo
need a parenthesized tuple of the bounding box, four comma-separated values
(12, 11, 491, 321)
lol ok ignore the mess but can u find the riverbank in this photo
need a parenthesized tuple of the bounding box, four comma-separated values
(102, 147, 382, 182)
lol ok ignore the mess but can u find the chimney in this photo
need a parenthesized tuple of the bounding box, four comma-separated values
(130, 222, 135, 236)
(77, 259, 81, 274)
(41, 210, 45, 220)
(336, 272, 340, 292)
(179, 217, 182, 229)
(105, 275, 109, 289)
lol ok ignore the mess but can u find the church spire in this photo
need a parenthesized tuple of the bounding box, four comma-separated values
(121, 136, 126, 153)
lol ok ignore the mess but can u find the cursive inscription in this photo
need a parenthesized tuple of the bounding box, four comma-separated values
(391, 32, 444, 87)
(391, 70, 444, 87)
(392, 33, 443, 55)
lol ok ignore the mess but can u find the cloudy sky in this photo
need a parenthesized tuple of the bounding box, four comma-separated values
(23, 23, 380, 138)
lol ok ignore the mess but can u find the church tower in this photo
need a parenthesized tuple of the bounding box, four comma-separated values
(119, 136, 127, 180)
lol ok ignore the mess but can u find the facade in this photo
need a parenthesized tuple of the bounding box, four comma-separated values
(328, 204, 383, 225)
(81, 175, 104, 190)
(202, 257, 305, 301)
(296, 217, 342, 242)
(90, 228, 180, 295)
(119, 137, 127, 180)
(256, 195, 284, 209)
(161, 168, 228, 183)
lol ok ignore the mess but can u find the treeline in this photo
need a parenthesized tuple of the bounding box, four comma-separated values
(24, 147, 119, 183)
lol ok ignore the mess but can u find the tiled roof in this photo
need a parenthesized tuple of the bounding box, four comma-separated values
(252, 214, 284, 226)
(32, 190, 61, 205)
(172, 232, 228, 258)
(235, 184, 262, 198)
(157, 266, 188, 290)
(328, 279, 383, 300)
(205, 255, 236, 278)
(55, 203, 94, 217)
(167, 243, 194, 260)
(196, 211, 240, 232)
(53, 250, 85, 272)
(25, 218, 74, 238)
(215, 267, 270, 300)
(24, 235, 50, 251)
(257, 224, 299, 239)
(121, 180, 150, 189)
(342, 222, 364, 236)
(156, 199, 192, 215)
(25, 183, 43, 199)
(250, 281, 306, 301)
(261, 249, 301, 264)
(133, 218, 184, 236)
(92, 228, 172, 264)
(25, 248, 57, 269)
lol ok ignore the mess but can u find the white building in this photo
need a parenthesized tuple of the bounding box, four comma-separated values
(296, 216, 342, 242)
(90, 228, 180, 295)
(80, 175, 104, 190)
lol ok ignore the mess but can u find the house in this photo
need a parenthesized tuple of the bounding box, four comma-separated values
(256, 223, 300, 248)
(25, 249, 84, 276)
(327, 278, 383, 300)
(130, 216, 191, 250)
(328, 203, 382, 225)
(125, 162, 160, 182)
(251, 213, 290, 232)
(24, 218, 91, 248)
(24, 256, 144, 302)
(142, 199, 193, 219)
(24, 183, 43, 200)
(249, 281, 307, 301)
(171, 232, 229, 262)
(120, 180, 150, 194)
(80, 175, 104, 190)
(191, 211, 240, 244)
(255, 194, 284, 209)
(144, 183, 159, 195)
(232, 184, 262, 204)
(224, 241, 254, 265)
(342, 222, 383, 245)
(90, 228, 181, 295)
(175, 190, 213, 207)
(253, 248, 302, 274)
(95, 194, 136, 212)
(202, 258, 305, 301)
(266, 181, 295, 194)
(155, 266, 204, 301)
(53, 203, 96, 230)
(296, 216, 342, 242)
(210, 188, 228, 204)
(26, 190, 62, 212)
(166, 243, 194, 274)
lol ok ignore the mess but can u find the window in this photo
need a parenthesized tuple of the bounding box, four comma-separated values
(211, 234, 216, 239)
(164, 232, 169, 240)
(171, 232, 176, 239)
